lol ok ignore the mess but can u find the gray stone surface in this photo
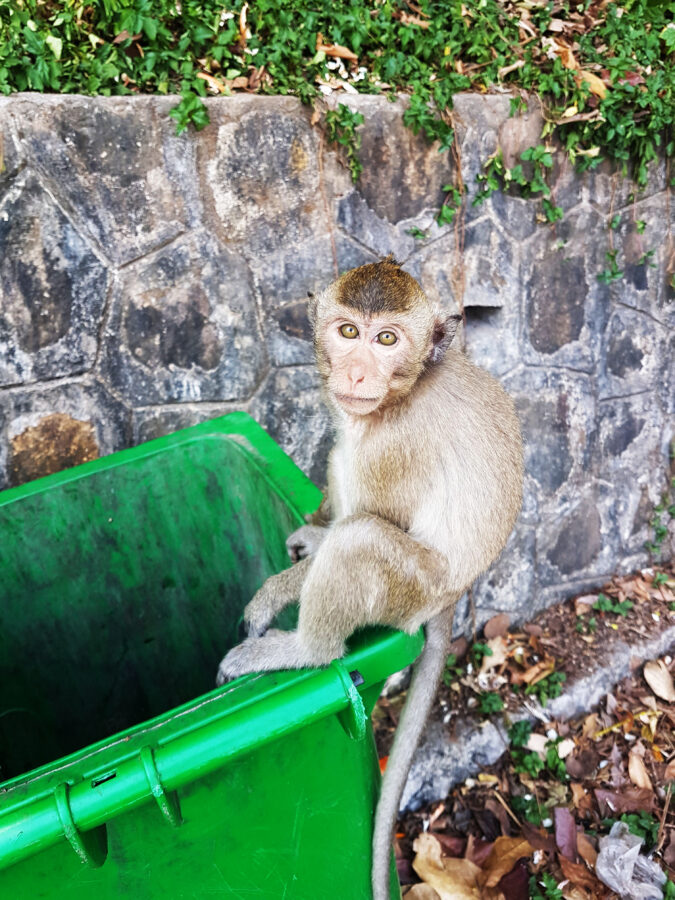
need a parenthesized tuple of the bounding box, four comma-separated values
(0, 93, 671, 625)
(0, 173, 109, 386)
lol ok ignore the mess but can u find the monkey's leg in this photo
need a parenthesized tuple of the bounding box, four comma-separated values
(242, 557, 312, 638)
(217, 515, 450, 683)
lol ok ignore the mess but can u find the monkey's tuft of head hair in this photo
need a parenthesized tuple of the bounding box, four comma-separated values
(335, 256, 428, 316)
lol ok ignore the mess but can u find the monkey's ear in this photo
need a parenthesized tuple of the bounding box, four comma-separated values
(428, 314, 462, 364)
(307, 292, 318, 327)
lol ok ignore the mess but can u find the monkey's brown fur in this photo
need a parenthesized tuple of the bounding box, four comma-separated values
(217, 257, 524, 900)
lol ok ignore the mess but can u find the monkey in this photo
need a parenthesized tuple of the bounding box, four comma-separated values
(216, 256, 524, 900)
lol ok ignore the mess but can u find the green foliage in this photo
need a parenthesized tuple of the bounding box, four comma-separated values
(645, 458, 675, 558)
(442, 652, 463, 687)
(508, 719, 533, 749)
(512, 793, 544, 825)
(470, 642, 493, 666)
(324, 103, 364, 181)
(524, 671, 566, 705)
(602, 811, 660, 848)
(530, 873, 564, 900)
(576, 614, 597, 634)
(665, 879, 675, 900)
(654, 572, 668, 586)
(512, 747, 545, 778)
(593, 593, 634, 616)
(478, 691, 504, 716)
(597, 250, 624, 284)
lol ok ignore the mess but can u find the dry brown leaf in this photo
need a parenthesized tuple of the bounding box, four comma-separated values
(576, 832, 598, 868)
(571, 783, 588, 808)
(479, 836, 535, 888)
(643, 659, 675, 702)
(404, 885, 442, 899)
(196, 72, 227, 94)
(316, 41, 358, 62)
(582, 713, 599, 739)
(521, 658, 555, 686)
(484, 613, 511, 640)
(664, 758, 675, 780)
(480, 636, 509, 673)
(577, 70, 607, 98)
(628, 750, 653, 791)
(412, 833, 482, 900)
(574, 594, 597, 615)
(558, 855, 603, 892)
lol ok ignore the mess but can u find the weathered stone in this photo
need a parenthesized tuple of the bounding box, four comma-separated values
(101, 231, 266, 405)
(599, 306, 668, 401)
(463, 217, 520, 308)
(596, 392, 669, 558)
(523, 206, 610, 372)
(132, 404, 244, 445)
(205, 98, 326, 256)
(452, 94, 543, 225)
(1, 380, 131, 488)
(252, 233, 375, 367)
(589, 155, 667, 214)
(402, 233, 463, 313)
(0, 109, 21, 191)
(336, 95, 452, 223)
(249, 366, 333, 487)
(0, 173, 109, 386)
(470, 524, 537, 626)
(9, 96, 194, 265)
(505, 368, 596, 507)
(337, 189, 420, 261)
(9, 412, 99, 485)
(464, 306, 520, 378)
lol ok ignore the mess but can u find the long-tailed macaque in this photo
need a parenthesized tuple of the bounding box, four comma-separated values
(217, 257, 524, 900)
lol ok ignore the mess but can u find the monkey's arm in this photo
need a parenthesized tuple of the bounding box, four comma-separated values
(285, 524, 328, 562)
(216, 514, 451, 684)
(242, 557, 312, 638)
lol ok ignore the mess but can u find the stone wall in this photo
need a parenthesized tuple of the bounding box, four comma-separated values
(0, 93, 672, 628)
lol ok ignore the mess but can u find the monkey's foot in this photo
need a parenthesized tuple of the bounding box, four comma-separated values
(215, 629, 317, 686)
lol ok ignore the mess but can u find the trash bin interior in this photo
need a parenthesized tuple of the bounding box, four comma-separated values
(0, 433, 302, 781)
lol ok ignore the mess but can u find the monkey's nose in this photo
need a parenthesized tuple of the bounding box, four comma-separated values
(348, 371, 365, 390)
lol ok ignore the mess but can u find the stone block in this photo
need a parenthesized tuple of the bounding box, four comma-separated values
(249, 366, 333, 487)
(595, 392, 670, 558)
(522, 206, 610, 372)
(504, 368, 597, 514)
(252, 233, 375, 367)
(403, 233, 463, 313)
(469, 523, 537, 626)
(132, 404, 244, 445)
(335, 94, 451, 223)
(1, 380, 131, 488)
(10, 96, 195, 266)
(598, 305, 669, 401)
(589, 156, 667, 214)
(101, 231, 265, 406)
(204, 98, 327, 257)
(536, 484, 619, 588)
(464, 306, 521, 378)
(0, 102, 21, 192)
(0, 173, 109, 387)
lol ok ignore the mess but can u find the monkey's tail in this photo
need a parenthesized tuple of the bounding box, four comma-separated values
(371, 603, 456, 900)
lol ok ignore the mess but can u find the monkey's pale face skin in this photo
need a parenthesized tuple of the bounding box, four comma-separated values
(322, 315, 423, 416)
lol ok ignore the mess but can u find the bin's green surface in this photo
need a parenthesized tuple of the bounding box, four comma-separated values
(0, 413, 423, 898)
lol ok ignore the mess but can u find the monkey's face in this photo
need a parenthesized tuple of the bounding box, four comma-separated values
(320, 312, 427, 416)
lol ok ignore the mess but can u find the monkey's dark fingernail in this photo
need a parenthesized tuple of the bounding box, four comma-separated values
(349, 669, 364, 687)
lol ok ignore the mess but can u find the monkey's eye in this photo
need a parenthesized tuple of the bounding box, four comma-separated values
(376, 331, 397, 346)
(339, 324, 359, 339)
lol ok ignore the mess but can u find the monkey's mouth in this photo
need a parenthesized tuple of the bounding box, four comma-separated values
(335, 393, 380, 404)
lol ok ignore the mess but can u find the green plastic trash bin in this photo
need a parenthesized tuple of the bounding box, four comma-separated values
(0, 413, 423, 898)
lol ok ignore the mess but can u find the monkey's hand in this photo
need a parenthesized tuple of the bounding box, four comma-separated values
(242, 558, 312, 638)
(216, 629, 310, 685)
(285, 524, 327, 562)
